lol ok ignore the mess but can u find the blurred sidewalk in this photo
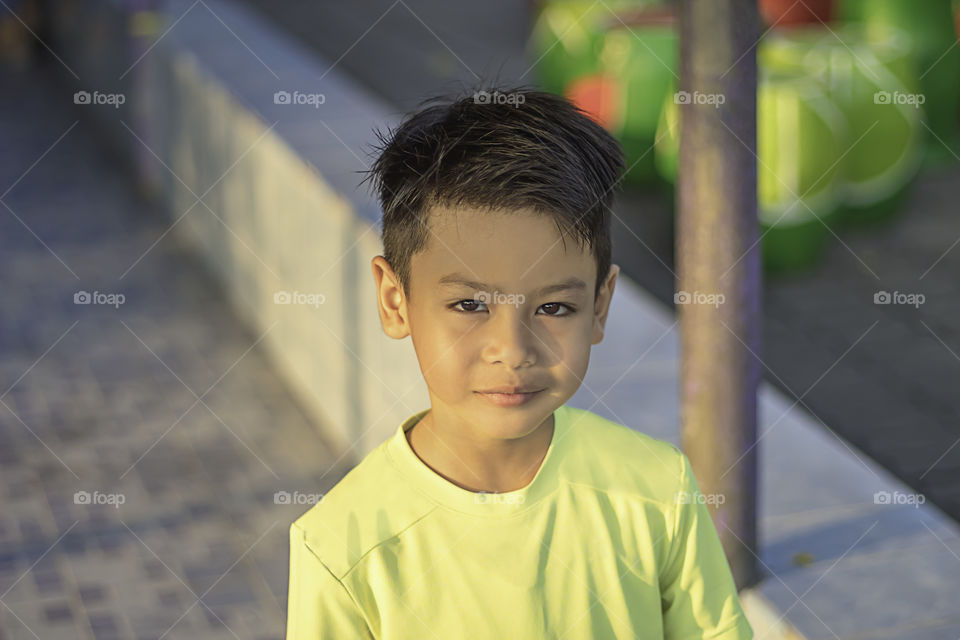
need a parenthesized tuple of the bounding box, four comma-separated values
(0, 61, 348, 640)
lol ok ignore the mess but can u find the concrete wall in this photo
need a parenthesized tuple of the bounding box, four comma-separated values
(47, 0, 429, 462)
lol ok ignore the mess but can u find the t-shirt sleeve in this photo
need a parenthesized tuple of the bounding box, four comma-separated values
(285, 521, 375, 640)
(660, 449, 754, 640)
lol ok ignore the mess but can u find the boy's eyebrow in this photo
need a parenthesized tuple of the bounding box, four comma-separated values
(437, 274, 588, 296)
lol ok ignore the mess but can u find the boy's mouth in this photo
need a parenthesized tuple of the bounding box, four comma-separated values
(477, 385, 542, 394)
(474, 388, 544, 407)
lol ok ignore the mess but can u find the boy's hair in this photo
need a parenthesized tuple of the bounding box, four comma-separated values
(361, 85, 626, 303)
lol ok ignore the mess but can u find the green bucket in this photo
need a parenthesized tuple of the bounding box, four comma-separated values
(654, 72, 848, 274)
(837, 0, 960, 167)
(758, 72, 847, 272)
(760, 24, 924, 226)
(589, 13, 676, 185)
(530, 3, 677, 185)
(528, 1, 636, 96)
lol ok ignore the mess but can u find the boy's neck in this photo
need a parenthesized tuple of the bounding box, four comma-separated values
(405, 409, 555, 494)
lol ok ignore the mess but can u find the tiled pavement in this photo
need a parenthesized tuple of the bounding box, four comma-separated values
(0, 61, 351, 639)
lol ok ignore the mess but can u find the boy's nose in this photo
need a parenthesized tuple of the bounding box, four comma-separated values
(482, 311, 538, 368)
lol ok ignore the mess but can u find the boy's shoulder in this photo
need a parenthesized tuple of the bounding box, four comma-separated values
(291, 429, 436, 579)
(560, 405, 687, 507)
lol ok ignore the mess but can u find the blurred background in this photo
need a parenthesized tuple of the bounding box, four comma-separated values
(1, 0, 960, 638)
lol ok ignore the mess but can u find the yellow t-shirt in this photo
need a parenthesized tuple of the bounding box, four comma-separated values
(286, 403, 753, 639)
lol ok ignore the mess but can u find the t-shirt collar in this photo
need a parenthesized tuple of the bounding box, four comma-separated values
(385, 404, 568, 517)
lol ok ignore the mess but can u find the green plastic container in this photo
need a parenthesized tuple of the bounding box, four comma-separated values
(760, 24, 924, 225)
(588, 14, 676, 184)
(530, 3, 677, 185)
(530, 2, 602, 95)
(529, 0, 644, 96)
(655, 72, 849, 274)
(837, 0, 960, 167)
(758, 72, 849, 273)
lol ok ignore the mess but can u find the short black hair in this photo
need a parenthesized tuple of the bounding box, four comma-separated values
(360, 84, 625, 303)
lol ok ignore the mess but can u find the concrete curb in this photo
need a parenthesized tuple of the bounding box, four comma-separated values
(740, 589, 808, 640)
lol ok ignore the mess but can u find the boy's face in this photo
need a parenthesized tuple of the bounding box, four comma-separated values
(372, 205, 618, 441)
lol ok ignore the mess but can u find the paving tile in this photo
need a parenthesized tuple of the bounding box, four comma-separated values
(0, 61, 334, 639)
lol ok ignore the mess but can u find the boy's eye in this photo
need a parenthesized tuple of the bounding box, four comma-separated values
(452, 299, 485, 313)
(539, 303, 572, 316)
(449, 300, 575, 316)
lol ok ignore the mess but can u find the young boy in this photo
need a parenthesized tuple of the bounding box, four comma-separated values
(285, 87, 754, 639)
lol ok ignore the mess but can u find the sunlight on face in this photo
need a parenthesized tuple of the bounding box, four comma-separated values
(404, 205, 602, 439)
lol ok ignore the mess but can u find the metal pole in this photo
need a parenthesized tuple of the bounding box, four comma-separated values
(676, 0, 761, 589)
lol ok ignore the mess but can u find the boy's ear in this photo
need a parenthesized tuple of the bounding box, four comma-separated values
(592, 264, 619, 345)
(371, 256, 411, 339)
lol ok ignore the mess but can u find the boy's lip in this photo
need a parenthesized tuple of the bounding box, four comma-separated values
(475, 388, 544, 407)
(475, 386, 544, 394)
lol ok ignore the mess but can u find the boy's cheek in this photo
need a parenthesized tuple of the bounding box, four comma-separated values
(411, 332, 468, 381)
(560, 343, 592, 386)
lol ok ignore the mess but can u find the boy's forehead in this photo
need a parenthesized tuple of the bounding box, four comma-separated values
(414, 204, 595, 286)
